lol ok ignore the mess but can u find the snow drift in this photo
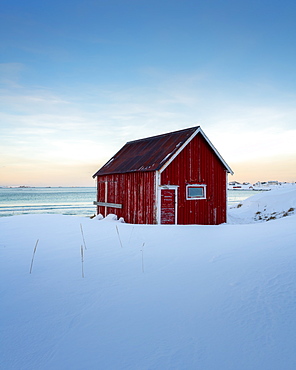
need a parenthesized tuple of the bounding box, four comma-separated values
(228, 186, 296, 224)
(1, 188, 296, 369)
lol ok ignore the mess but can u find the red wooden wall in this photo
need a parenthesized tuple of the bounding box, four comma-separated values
(160, 133, 227, 225)
(96, 171, 156, 224)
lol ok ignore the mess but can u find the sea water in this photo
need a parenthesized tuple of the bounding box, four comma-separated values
(228, 189, 254, 207)
(0, 187, 253, 218)
(0, 187, 97, 217)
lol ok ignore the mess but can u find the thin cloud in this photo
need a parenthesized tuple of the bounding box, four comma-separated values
(0, 63, 24, 88)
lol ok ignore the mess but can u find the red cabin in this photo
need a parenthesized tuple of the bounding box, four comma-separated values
(93, 126, 233, 225)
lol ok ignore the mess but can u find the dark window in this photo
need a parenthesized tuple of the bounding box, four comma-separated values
(186, 185, 206, 200)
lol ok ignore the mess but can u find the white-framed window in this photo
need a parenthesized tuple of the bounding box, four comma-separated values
(186, 184, 207, 200)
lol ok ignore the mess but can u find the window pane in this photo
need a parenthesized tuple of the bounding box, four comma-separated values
(188, 186, 204, 198)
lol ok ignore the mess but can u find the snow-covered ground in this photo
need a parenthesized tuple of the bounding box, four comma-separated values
(1, 188, 296, 369)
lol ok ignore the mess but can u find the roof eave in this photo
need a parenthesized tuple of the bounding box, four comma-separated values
(158, 126, 234, 175)
(198, 128, 234, 175)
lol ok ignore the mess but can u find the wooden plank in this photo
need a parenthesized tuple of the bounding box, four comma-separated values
(93, 201, 122, 209)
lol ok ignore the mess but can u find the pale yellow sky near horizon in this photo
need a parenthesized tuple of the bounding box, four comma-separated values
(1, 136, 295, 187)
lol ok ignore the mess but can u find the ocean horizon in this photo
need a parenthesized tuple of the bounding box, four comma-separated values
(0, 186, 253, 218)
(0, 186, 97, 218)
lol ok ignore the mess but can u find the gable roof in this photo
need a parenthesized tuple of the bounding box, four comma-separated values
(93, 126, 233, 177)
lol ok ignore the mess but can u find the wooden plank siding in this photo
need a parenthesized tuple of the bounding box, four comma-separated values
(95, 171, 156, 224)
(160, 133, 227, 225)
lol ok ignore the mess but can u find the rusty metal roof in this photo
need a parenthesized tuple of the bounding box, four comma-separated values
(93, 126, 198, 176)
(93, 126, 233, 177)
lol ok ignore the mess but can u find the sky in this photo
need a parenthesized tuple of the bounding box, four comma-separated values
(1, 0, 296, 186)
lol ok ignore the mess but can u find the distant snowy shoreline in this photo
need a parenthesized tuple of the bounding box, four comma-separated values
(228, 181, 295, 191)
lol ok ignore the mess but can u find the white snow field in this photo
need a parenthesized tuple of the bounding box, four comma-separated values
(1, 188, 296, 370)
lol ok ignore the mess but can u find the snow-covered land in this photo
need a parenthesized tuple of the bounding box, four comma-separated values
(1, 188, 296, 369)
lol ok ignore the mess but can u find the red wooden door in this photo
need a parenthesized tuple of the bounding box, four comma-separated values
(160, 189, 176, 224)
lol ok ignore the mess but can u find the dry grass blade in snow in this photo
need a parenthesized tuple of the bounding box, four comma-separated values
(29, 239, 39, 274)
(116, 225, 123, 248)
(141, 242, 145, 273)
(80, 244, 84, 278)
(80, 223, 87, 250)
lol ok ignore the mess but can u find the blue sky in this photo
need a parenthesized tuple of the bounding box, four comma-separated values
(1, 0, 296, 186)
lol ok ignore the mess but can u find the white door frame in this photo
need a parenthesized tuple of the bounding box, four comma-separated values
(157, 185, 178, 224)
